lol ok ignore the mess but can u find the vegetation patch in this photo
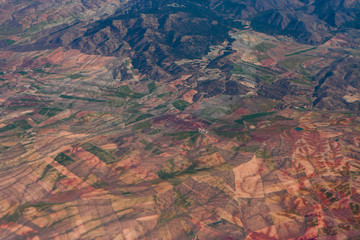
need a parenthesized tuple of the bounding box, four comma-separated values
(231, 145, 259, 152)
(115, 85, 145, 99)
(174, 190, 192, 208)
(156, 162, 208, 180)
(147, 129, 161, 135)
(235, 112, 275, 124)
(39, 164, 54, 181)
(285, 47, 317, 56)
(172, 100, 189, 111)
(132, 121, 152, 131)
(154, 104, 167, 109)
(279, 55, 313, 70)
(68, 74, 86, 79)
(268, 115, 293, 122)
(0, 145, 9, 153)
(3, 211, 20, 222)
(157, 169, 177, 179)
(17, 71, 28, 76)
(5, 39, 16, 45)
(126, 113, 154, 125)
(254, 42, 276, 52)
(105, 99, 124, 107)
(81, 143, 116, 164)
(0, 119, 32, 133)
(54, 152, 75, 166)
(33, 68, 47, 74)
(254, 42, 275, 62)
(256, 149, 274, 171)
(231, 64, 250, 75)
(0, 82, 10, 88)
(19, 98, 44, 103)
(147, 81, 156, 93)
(92, 180, 110, 189)
(15, 119, 32, 130)
(22, 201, 59, 211)
(136, 113, 154, 121)
(166, 131, 199, 140)
(350, 202, 359, 216)
(59, 95, 105, 102)
(125, 102, 143, 113)
(38, 108, 63, 117)
(257, 72, 276, 83)
(157, 92, 173, 98)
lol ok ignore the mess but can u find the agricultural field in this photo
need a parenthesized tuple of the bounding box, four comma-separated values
(0, 0, 360, 239)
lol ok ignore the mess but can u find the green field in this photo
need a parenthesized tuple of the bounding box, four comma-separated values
(148, 81, 156, 93)
(126, 113, 154, 125)
(254, 42, 276, 52)
(0, 119, 32, 133)
(285, 47, 317, 56)
(235, 112, 275, 124)
(59, 94, 105, 102)
(172, 100, 189, 111)
(81, 143, 116, 164)
(38, 108, 63, 117)
(54, 152, 75, 166)
(132, 121, 152, 131)
(115, 85, 145, 99)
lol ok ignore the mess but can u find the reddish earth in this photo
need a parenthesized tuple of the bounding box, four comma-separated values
(0, 9, 359, 238)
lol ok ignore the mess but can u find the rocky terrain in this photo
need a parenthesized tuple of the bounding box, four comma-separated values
(0, 0, 360, 239)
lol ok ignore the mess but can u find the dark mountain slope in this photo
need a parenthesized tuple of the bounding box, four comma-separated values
(313, 56, 360, 112)
(66, 1, 232, 79)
